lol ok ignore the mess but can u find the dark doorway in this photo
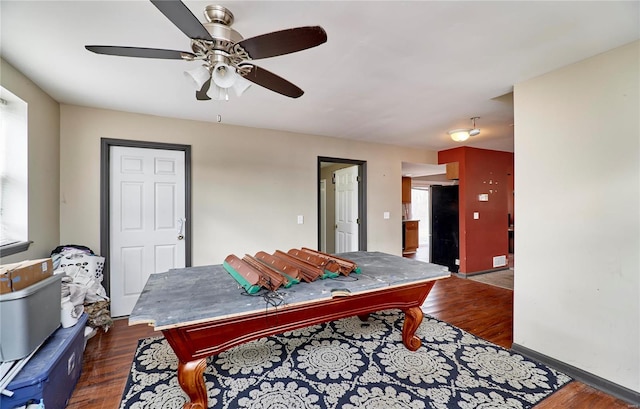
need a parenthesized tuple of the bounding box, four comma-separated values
(430, 185, 459, 272)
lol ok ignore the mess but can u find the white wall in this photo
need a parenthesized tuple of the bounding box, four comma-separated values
(0, 59, 60, 263)
(59, 105, 436, 267)
(514, 41, 639, 392)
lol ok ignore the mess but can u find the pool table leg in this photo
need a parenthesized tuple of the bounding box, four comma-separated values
(177, 357, 208, 409)
(402, 306, 423, 351)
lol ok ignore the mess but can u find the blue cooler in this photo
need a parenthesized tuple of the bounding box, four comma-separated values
(1, 313, 88, 409)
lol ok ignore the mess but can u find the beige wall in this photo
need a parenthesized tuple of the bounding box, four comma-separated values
(60, 105, 436, 267)
(0, 59, 60, 263)
(514, 41, 639, 392)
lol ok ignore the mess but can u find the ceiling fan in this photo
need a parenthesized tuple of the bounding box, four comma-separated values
(85, 1, 327, 100)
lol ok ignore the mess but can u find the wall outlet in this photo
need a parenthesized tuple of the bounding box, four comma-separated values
(383, 211, 390, 219)
(455, 259, 460, 266)
(473, 212, 479, 220)
(297, 215, 304, 224)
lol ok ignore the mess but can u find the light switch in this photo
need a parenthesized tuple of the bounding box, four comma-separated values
(473, 212, 479, 220)
(383, 211, 390, 219)
(297, 215, 304, 224)
(478, 194, 489, 202)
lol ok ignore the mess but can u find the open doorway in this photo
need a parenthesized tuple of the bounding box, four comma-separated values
(410, 187, 431, 252)
(318, 157, 367, 253)
(401, 162, 449, 262)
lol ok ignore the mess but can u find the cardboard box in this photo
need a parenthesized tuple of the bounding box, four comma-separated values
(0, 258, 53, 294)
(0, 274, 10, 294)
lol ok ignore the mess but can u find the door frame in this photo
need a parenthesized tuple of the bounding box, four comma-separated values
(319, 179, 327, 252)
(100, 138, 192, 297)
(317, 156, 367, 251)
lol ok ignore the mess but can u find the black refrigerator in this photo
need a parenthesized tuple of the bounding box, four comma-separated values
(429, 185, 459, 273)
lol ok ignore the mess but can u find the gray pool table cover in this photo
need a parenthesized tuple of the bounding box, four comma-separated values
(129, 251, 449, 330)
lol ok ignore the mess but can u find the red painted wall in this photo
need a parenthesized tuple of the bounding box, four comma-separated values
(438, 147, 514, 274)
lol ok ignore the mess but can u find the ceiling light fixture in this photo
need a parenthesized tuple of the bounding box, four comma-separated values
(448, 129, 471, 142)
(470, 116, 481, 136)
(184, 57, 252, 101)
(448, 117, 480, 142)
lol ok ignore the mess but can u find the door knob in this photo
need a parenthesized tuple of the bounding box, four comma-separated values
(177, 218, 186, 241)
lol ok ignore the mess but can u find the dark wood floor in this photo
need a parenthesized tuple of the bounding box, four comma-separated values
(66, 276, 635, 409)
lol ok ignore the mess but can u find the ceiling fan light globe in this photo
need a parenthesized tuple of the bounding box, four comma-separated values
(184, 65, 211, 89)
(232, 75, 252, 96)
(210, 84, 230, 101)
(448, 129, 471, 142)
(212, 63, 237, 89)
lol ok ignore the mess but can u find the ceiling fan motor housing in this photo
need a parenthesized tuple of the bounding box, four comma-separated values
(204, 5, 233, 25)
(191, 6, 245, 70)
(201, 21, 243, 44)
(202, 5, 243, 46)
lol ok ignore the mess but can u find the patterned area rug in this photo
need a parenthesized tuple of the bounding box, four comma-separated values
(120, 310, 570, 408)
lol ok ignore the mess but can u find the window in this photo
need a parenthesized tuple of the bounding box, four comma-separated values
(0, 86, 29, 256)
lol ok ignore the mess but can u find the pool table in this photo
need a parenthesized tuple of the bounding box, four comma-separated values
(129, 251, 449, 409)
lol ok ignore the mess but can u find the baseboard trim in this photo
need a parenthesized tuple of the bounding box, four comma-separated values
(511, 343, 640, 406)
(455, 267, 510, 277)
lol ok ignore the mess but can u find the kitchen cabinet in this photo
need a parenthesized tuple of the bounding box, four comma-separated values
(402, 220, 419, 254)
(446, 162, 459, 180)
(402, 177, 412, 203)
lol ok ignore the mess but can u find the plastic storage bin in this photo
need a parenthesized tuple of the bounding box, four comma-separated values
(0, 274, 62, 362)
(1, 314, 88, 409)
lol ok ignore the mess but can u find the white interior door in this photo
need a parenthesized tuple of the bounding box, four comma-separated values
(335, 166, 359, 253)
(110, 146, 186, 317)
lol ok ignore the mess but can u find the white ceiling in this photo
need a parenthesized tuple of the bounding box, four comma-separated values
(2, 1, 638, 153)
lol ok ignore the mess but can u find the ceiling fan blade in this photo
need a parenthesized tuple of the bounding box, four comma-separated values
(240, 64, 303, 98)
(86, 45, 195, 60)
(150, 0, 213, 41)
(236, 26, 327, 60)
(196, 79, 212, 100)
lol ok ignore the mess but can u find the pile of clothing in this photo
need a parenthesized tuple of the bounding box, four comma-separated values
(51, 245, 113, 332)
